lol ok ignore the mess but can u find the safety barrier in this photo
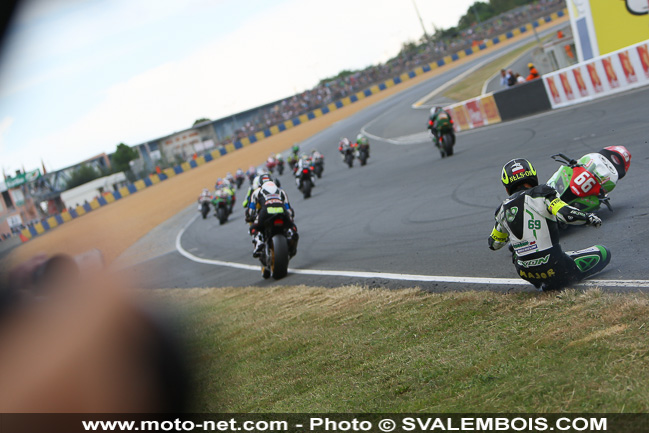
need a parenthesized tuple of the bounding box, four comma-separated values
(20, 9, 568, 242)
(542, 39, 649, 109)
(443, 37, 649, 135)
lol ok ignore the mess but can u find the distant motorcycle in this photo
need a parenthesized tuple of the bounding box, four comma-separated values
(266, 156, 277, 174)
(357, 145, 369, 166)
(342, 147, 355, 168)
(313, 156, 324, 178)
(235, 171, 245, 189)
(430, 113, 455, 158)
(198, 196, 211, 219)
(287, 154, 298, 171)
(546, 146, 631, 213)
(277, 157, 285, 176)
(246, 166, 257, 186)
(212, 189, 233, 225)
(296, 166, 314, 199)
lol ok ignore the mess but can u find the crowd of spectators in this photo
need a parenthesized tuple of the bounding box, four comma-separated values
(222, 0, 565, 144)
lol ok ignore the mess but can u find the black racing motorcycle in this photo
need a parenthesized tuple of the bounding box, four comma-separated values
(199, 198, 211, 219)
(313, 157, 324, 178)
(296, 167, 313, 199)
(343, 148, 354, 168)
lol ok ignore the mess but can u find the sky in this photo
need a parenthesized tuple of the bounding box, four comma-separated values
(0, 0, 479, 174)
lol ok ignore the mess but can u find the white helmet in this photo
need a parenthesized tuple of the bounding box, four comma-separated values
(260, 181, 279, 195)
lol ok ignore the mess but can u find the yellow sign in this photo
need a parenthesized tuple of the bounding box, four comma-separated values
(590, 0, 649, 55)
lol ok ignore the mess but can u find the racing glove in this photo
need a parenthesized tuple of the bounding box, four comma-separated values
(587, 214, 602, 228)
(244, 208, 256, 223)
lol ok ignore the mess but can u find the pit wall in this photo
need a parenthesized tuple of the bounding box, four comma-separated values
(20, 9, 569, 243)
(445, 38, 649, 132)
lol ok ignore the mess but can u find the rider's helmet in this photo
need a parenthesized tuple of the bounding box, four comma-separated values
(501, 159, 538, 195)
(202, 188, 210, 195)
(599, 146, 631, 179)
(215, 178, 223, 188)
(430, 106, 443, 116)
(292, 145, 299, 154)
(260, 181, 279, 196)
(252, 173, 271, 190)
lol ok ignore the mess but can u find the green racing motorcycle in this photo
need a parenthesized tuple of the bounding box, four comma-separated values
(546, 145, 631, 213)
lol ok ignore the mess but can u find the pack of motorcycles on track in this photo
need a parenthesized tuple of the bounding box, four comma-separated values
(196, 106, 632, 288)
(195, 134, 371, 280)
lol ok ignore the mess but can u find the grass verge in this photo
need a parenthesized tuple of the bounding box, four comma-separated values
(443, 36, 552, 102)
(155, 285, 649, 412)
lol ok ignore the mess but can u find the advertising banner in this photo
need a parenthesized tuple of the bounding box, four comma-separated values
(542, 39, 649, 109)
(5, 169, 41, 189)
(464, 100, 485, 128)
(444, 93, 502, 132)
(480, 94, 502, 124)
(447, 105, 470, 132)
(590, 0, 649, 56)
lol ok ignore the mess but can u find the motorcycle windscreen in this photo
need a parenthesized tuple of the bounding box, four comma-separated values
(546, 166, 571, 195)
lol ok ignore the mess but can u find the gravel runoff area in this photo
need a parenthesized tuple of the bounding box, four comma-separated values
(9, 16, 568, 269)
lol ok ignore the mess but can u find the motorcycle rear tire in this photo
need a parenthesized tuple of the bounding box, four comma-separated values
(217, 207, 228, 225)
(270, 235, 289, 279)
(359, 152, 367, 166)
(442, 134, 453, 157)
(302, 179, 312, 199)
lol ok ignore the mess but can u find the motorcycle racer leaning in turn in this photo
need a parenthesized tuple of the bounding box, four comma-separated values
(245, 174, 299, 258)
(488, 159, 610, 291)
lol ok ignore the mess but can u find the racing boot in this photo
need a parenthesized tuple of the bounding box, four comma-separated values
(286, 227, 299, 258)
(566, 245, 611, 282)
(252, 232, 265, 258)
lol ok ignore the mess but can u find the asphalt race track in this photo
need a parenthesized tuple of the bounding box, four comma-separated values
(126, 37, 649, 292)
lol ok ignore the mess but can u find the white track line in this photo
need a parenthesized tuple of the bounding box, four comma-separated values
(175, 215, 649, 288)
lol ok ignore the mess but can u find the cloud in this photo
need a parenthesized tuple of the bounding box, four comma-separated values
(0, 116, 15, 149)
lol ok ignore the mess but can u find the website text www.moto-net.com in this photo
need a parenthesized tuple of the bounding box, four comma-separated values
(81, 416, 609, 432)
